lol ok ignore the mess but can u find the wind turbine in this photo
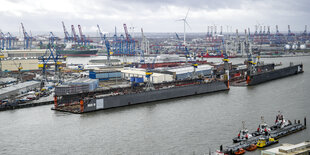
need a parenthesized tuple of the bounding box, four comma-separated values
(177, 8, 191, 46)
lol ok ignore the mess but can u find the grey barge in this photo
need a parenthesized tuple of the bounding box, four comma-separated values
(52, 79, 229, 113)
(247, 64, 303, 86)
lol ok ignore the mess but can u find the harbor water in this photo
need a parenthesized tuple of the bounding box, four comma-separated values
(0, 56, 309, 155)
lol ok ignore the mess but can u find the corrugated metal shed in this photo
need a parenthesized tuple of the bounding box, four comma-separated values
(0, 81, 40, 100)
(121, 68, 174, 83)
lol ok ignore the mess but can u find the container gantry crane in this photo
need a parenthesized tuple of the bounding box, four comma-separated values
(21, 23, 33, 49)
(62, 21, 73, 44)
(78, 25, 90, 46)
(0, 32, 5, 50)
(6, 32, 18, 50)
(71, 25, 80, 45)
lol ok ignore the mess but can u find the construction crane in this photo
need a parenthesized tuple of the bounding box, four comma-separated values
(97, 24, 112, 65)
(140, 28, 149, 55)
(62, 21, 73, 43)
(49, 32, 58, 46)
(145, 55, 156, 91)
(244, 29, 256, 75)
(175, 32, 183, 53)
(97, 24, 105, 44)
(21, 23, 33, 49)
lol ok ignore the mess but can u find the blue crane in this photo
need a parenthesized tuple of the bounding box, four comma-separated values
(21, 23, 33, 49)
(97, 24, 105, 43)
(175, 32, 183, 53)
(78, 25, 90, 46)
(145, 54, 157, 91)
(62, 21, 73, 43)
(6, 32, 17, 50)
(0, 32, 5, 50)
(49, 32, 59, 46)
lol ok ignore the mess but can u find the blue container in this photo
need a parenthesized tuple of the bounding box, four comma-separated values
(130, 77, 135, 82)
(89, 72, 96, 79)
(135, 77, 144, 83)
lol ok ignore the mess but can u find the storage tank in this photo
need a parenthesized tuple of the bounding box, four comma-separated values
(300, 44, 306, 49)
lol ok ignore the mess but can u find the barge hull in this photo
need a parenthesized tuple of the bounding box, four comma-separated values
(247, 64, 303, 86)
(83, 81, 228, 113)
(54, 81, 229, 113)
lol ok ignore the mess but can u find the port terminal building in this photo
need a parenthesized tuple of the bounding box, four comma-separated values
(262, 141, 310, 155)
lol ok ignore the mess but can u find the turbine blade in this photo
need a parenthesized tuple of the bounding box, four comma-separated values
(176, 19, 184, 21)
(185, 8, 190, 20)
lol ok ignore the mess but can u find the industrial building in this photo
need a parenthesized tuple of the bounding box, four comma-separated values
(0, 81, 40, 100)
(2, 49, 47, 58)
(261, 141, 310, 155)
(1, 58, 39, 71)
(163, 64, 214, 80)
(89, 70, 121, 81)
(121, 68, 174, 84)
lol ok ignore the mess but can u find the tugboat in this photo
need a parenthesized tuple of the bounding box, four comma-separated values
(256, 136, 279, 148)
(234, 148, 245, 155)
(233, 121, 253, 143)
(245, 144, 257, 151)
(272, 111, 291, 130)
(253, 116, 271, 136)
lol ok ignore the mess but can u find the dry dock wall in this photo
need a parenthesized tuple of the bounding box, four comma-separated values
(82, 81, 228, 112)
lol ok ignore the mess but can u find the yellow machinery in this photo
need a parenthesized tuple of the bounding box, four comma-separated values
(257, 137, 278, 148)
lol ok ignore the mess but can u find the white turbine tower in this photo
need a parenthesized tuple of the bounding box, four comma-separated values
(177, 8, 191, 46)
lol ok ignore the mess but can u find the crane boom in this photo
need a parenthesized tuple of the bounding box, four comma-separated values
(71, 25, 78, 42)
(97, 24, 104, 41)
(21, 23, 27, 38)
(123, 24, 129, 40)
(78, 25, 84, 42)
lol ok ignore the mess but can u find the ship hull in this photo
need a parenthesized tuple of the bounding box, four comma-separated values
(53, 81, 229, 113)
(247, 64, 303, 86)
(83, 81, 229, 113)
(58, 49, 98, 57)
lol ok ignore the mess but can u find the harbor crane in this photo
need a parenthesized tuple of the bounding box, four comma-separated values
(71, 25, 80, 44)
(62, 21, 73, 43)
(175, 32, 183, 53)
(0, 32, 5, 50)
(97, 24, 112, 66)
(97, 24, 105, 44)
(145, 55, 156, 91)
(78, 25, 90, 46)
(6, 32, 17, 50)
(140, 28, 150, 55)
(49, 32, 59, 46)
(21, 23, 33, 49)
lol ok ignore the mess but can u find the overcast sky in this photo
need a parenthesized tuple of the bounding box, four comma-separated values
(0, 0, 309, 36)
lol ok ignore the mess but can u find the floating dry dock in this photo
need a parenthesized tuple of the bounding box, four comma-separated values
(247, 64, 304, 85)
(52, 79, 229, 113)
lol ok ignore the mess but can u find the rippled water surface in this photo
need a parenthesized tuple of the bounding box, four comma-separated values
(0, 56, 309, 155)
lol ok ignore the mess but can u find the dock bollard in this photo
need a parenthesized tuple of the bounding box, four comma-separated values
(304, 117, 307, 126)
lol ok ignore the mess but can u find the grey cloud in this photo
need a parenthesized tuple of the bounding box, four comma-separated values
(0, 0, 309, 34)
